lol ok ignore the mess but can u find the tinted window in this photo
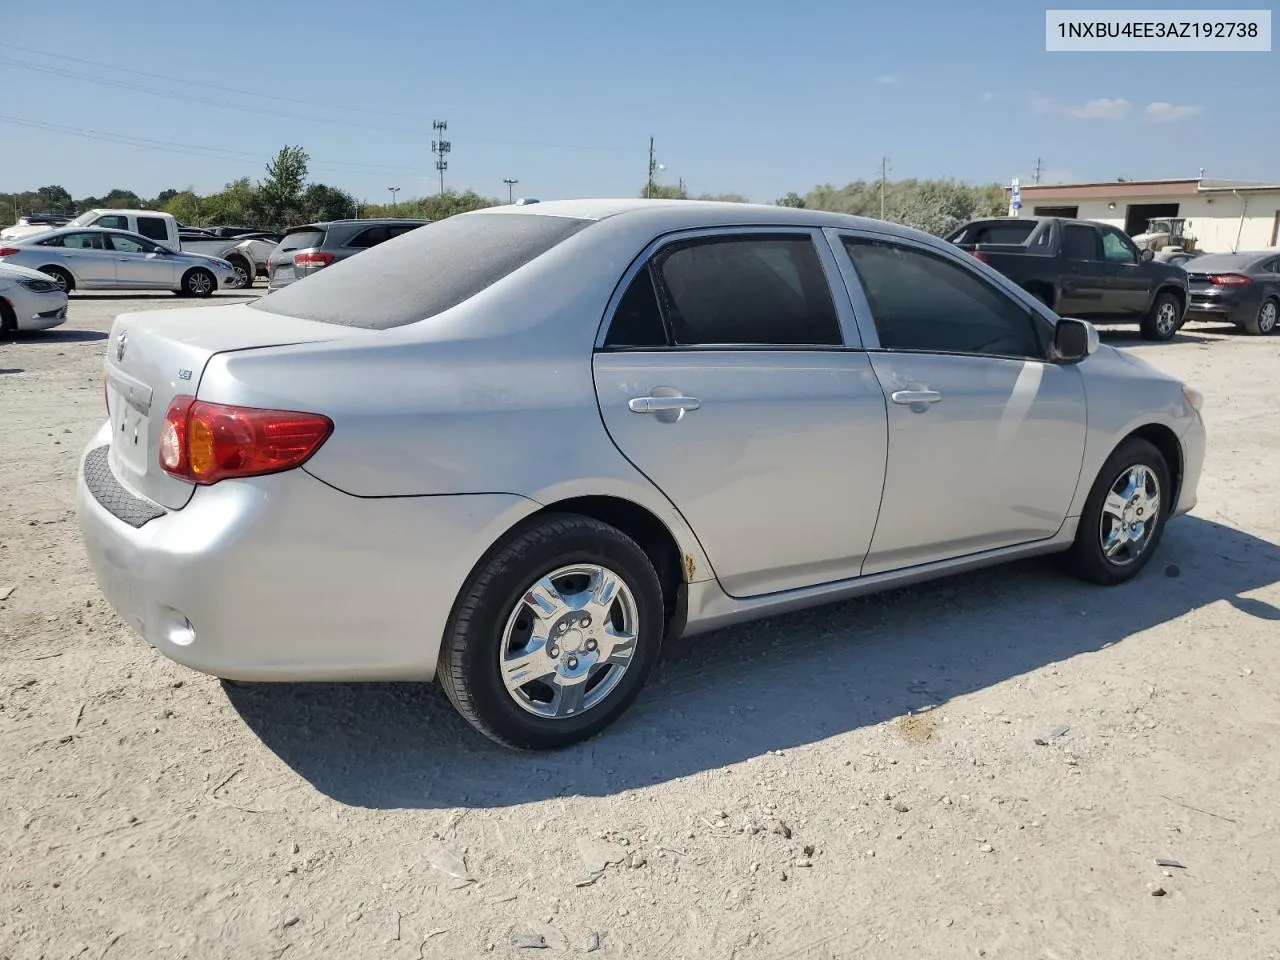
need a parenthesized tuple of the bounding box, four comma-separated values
(37, 235, 65, 247)
(1101, 229, 1136, 263)
(653, 236, 841, 346)
(1063, 225, 1100, 261)
(251, 213, 592, 329)
(136, 217, 169, 241)
(950, 221, 1037, 245)
(106, 234, 153, 254)
(843, 238, 1043, 359)
(62, 232, 107, 250)
(347, 226, 390, 248)
(388, 224, 424, 240)
(604, 268, 667, 348)
(277, 228, 326, 253)
(95, 215, 128, 230)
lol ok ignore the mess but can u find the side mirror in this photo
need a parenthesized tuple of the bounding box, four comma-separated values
(1140, 248, 1155, 263)
(1053, 317, 1099, 363)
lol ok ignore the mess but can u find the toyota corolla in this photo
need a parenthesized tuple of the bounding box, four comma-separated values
(76, 200, 1206, 750)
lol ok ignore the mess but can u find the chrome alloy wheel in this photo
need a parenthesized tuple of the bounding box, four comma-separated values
(1099, 464, 1161, 565)
(1154, 300, 1179, 337)
(1259, 300, 1277, 334)
(499, 564, 639, 720)
(187, 271, 213, 295)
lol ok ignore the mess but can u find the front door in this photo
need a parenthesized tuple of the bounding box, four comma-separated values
(591, 229, 889, 598)
(105, 233, 176, 288)
(1099, 225, 1154, 317)
(1058, 222, 1112, 318)
(833, 231, 1088, 575)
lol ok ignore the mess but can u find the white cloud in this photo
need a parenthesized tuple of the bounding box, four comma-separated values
(1031, 96, 1131, 120)
(1145, 101, 1204, 122)
(875, 74, 899, 85)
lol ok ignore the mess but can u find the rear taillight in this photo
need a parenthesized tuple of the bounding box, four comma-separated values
(159, 396, 333, 485)
(1210, 273, 1251, 286)
(293, 251, 334, 275)
(971, 250, 990, 263)
(0, 247, 20, 256)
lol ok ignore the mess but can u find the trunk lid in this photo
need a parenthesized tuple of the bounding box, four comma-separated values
(103, 302, 366, 510)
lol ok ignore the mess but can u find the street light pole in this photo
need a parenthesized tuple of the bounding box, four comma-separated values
(503, 178, 518, 204)
(388, 186, 400, 211)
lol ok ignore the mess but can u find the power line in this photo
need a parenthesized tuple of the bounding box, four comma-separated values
(0, 114, 425, 176)
(0, 50, 632, 154)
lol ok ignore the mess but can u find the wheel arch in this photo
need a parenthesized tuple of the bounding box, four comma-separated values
(1153, 283, 1186, 312)
(37, 262, 78, 289)
(1118, 422, 1184, 510)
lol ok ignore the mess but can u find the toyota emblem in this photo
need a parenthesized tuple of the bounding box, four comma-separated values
(116, 331, 128, 362)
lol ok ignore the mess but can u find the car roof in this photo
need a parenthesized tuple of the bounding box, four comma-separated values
(285, 219, 431, 232)
(1187, 252, 1275, 271)
(16, 225, 166, 243)
(465, 197, 933, 238)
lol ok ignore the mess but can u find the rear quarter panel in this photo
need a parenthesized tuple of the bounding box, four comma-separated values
(194, 216, 717, 581)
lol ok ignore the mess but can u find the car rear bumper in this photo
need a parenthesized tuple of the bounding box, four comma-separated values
(76, 421, 538, 682)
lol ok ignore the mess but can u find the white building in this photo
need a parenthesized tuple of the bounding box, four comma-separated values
(1008, 178, 1280, 253)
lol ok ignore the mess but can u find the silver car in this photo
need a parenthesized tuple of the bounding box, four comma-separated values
(76, 200, 1207, 750)
(0, 226, 236, 297)
(0, 261, 68, 334)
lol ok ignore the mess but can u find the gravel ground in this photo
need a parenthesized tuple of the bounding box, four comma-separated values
(2, 293, 1278, 960)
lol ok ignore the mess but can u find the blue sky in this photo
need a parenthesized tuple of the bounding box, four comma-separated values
(2, 0, 1275, 203)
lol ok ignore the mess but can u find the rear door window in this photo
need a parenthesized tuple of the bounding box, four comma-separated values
(1063, 225, 1101, 261)
(346, 226, 390, 248)
(136, 216, 170, 242)
(62, 232, 108, 250)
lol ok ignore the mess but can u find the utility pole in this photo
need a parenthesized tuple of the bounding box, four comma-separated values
(678, 176, 685, 198)
(387, 186, 400, 211)
(432, 120, 450, 197)
(1033, 157, 1042, 185)
(503, 178, 519, 204)
(879, 156, 889, 220)
(646, 136, 655, 199)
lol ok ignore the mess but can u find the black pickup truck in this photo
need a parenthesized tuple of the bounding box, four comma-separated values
(946, 216, 1189, 341)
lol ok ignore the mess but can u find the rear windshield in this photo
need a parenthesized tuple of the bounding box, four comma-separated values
(949, 221, 1038, 245)
(1185, 254, 1259, 274)
(276, 228, 326, 253)
(251, 213, 592, 329)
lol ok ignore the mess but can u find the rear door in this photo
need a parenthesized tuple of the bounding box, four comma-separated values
(1099, 225, 1152, 316)
(591, 228, 889, 598)
(1058, 223, 1110, 318)
(53, 231, 117, 285)
(105, 232, 176, 288)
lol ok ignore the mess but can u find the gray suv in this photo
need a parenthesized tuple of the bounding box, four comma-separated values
(266, 218, 430, 292)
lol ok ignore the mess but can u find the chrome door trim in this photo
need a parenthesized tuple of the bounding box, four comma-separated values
(593, 225, 865, 351)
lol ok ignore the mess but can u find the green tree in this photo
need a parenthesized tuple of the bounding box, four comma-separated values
(153, 188, 179, 208)
(257, 145, 310, 227)
(36, 185, 74, 213)
(776, 192, 806, 208)
(164, 190, 203, 225)
(301, 183, 358, 222)
(694, 192, 750, 203)
(638, 182, 688, 199)
(100, 188, 145, 209)
(201, 177, 259, 226)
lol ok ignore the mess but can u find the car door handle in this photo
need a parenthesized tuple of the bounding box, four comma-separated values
(890, 390, 942, 405)
(117, 257, 130, 262)
(628, 396, 701, 414)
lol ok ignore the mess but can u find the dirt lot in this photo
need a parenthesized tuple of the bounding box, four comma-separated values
(2, 293, 1278, 960)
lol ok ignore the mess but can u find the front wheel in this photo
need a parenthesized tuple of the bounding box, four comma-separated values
(1141, 292, 1182, 341)
(1063, 437, 1172, 585)
(181, 268, 216, 298)
(226, 257, 252, 290)
(438, 515, 666, 750)
(39, 266, 74, 293)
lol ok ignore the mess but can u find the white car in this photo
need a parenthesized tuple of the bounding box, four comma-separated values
(0, 261, 68, 334)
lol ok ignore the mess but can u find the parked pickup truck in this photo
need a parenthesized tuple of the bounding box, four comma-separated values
(1, 209, 273, 289)
(946, 216, 1190, 341)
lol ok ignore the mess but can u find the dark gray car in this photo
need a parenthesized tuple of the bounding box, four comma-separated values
(266, 218, 430, 292)
(1182, 252, 1280, 335)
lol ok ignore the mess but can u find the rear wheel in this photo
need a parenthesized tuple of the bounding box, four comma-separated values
(0, 298, 15, 337)
(1063, 437, 1171, 585)
(1140, 292, 1182, 341)
(39, 266, 74, 293)
(181, 268, 216, 298)
(438, 514, 666, 750)
(1244, 297, 1278, 336)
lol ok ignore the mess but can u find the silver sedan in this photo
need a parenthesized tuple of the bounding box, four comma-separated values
(0, 261, 68, 334)
(76, 200, 1207, 749)
(0, 227, 236, 297)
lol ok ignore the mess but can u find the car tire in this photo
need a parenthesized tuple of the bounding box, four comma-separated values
(1243, 297, 1278, 336)
(0, 298, 16, 337)
(438, 514, 666, 750)
(1062, 437, 1172, 586)
(1140, 291, 1182, 341)
(227, 257, 253, 290)
(180, 268, 216, 298)
(39, 266, 74, 293)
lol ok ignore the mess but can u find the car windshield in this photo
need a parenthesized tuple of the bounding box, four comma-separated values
(251, 213, 591, 330)
(66, 212, 98, 227)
